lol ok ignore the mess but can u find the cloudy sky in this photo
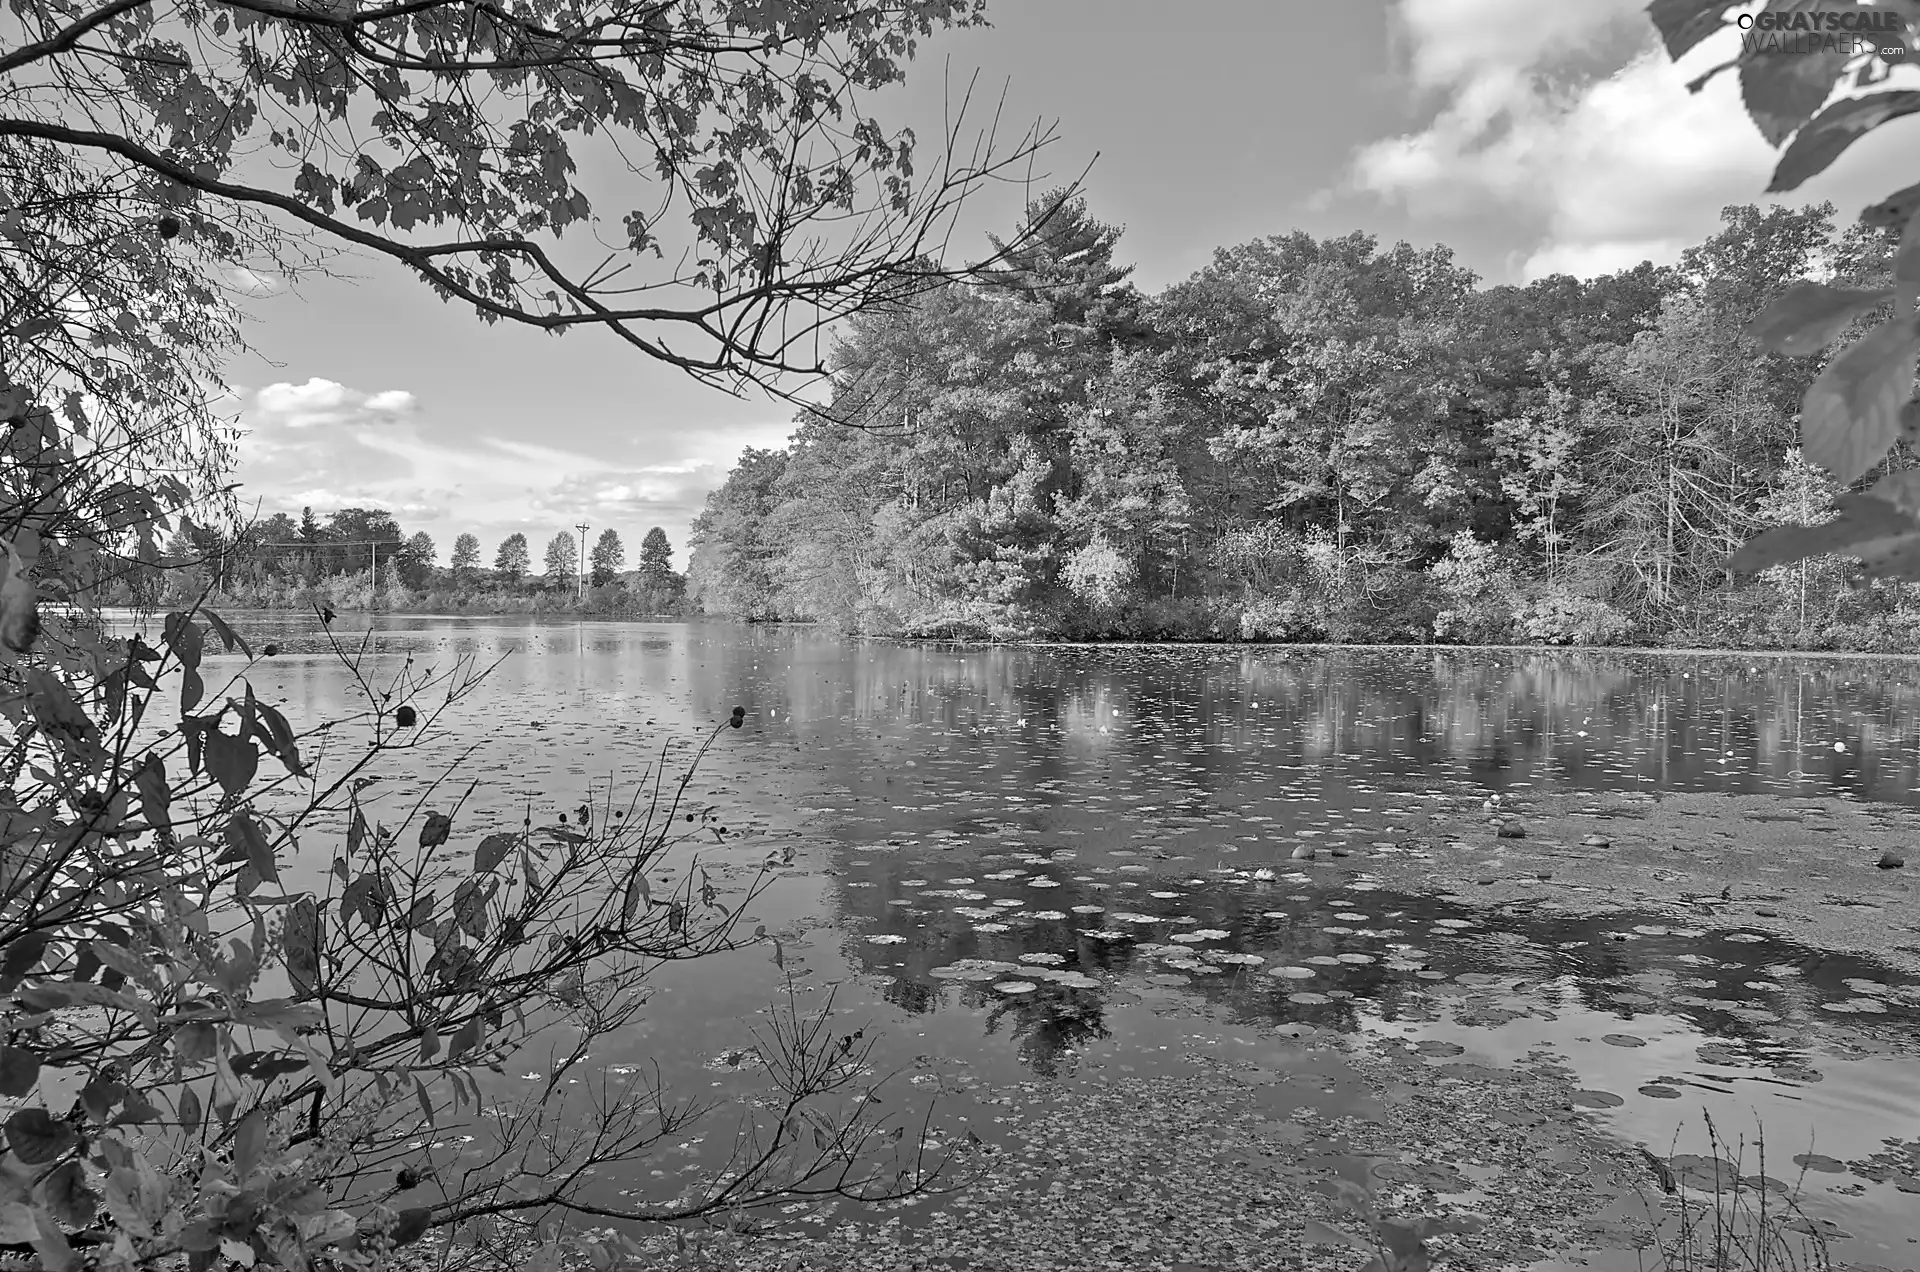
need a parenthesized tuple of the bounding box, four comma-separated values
(224, 0, 1920, 569)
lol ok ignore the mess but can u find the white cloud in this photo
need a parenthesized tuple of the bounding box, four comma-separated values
(227, 267, 284, 297)
(232, 375, 791, 568)
(535, 464, 733, 519)
(1351, 0, 1920, 281)
(1390, 0, 1646, 88)
(253, 378, 418, 430)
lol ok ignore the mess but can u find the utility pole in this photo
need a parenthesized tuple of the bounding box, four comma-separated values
(576, 522, 589, 601)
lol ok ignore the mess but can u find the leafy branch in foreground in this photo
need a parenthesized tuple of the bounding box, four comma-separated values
(0, 0, 1082, 402)
(1648, 2, 1920, 579)
(0, 366, 971, 1269)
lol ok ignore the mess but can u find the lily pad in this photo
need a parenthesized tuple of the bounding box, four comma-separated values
(1670, 1155, 1740, 1189)
(1791, 1153, 1847, 1173)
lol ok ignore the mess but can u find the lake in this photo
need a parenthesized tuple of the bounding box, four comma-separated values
(138, 614, 1920, 1268)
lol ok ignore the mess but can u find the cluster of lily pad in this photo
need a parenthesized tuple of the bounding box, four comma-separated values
(928, 958, 1101, 992)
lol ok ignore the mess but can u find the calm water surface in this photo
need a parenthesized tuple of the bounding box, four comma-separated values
(139, 615, 1920, 1267)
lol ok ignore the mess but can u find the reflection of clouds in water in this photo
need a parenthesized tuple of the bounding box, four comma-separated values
(125, 614, 1920, 1253)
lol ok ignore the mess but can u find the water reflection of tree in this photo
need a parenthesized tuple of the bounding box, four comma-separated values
(883, 977, 938, 1014)
(980, 989, 1111, 1077)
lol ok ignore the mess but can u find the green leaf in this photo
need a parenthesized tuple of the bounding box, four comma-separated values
(203, 728, 259, 799)
(1771, 90, 1920, 192)
(1648, 0, 1731, 62)
(177, 1085, 202, 1134)
(200, 609, 251, 658)
(224, 813, 280, 885)
(250, 700, 306, 776)
(1740, 37, 1854, 146)
(448, 1017, 482, 1060)
(36, 1161, 95, 1227)
(164, 613, 205, 709)
(343, 872, 390, 930)
(408, 894, 436, 930)
(622, 867, 649, 923)
(180, 716, 207, 777)
(474, 832, 516, 874)
(1801, 315, 1920, 482)
(0, 933, 51, 990)
(1746, 283, 1893, 355)
(5, 1109, 77, 1165)
(0, 1048, 38, 1098)
(16, 982, 157, 1029)
(131, 753, 172, 835)
(98, 1139, 168, 1239)
(417, 1027, 440, 1063)
(1303, 1217, 1369, 1248)
(1375, 1218, 1437, 1266)
(392, 1207, 432, 1247)
(0, 535, 39, 657)
(0, 1203, 36, 1243)
(233, 1108, 267, 1182)
(420, 812, 451, 849)
(1898, 206, 1920, 311)
(1733, 493, 1918, 571)
(1861, 180, 1920, 229)
(452, 880, 487, 940)
(284, 897, 320, 995)
(1870, 468, 1920, 514)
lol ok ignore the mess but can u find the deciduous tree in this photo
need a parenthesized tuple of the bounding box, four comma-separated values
(399, 529, 436, 589)
(450, 531, 481, 581)
(0, 0, 1075, 401)
(493, 532, 530, 583)
(543, 530, 578, 589)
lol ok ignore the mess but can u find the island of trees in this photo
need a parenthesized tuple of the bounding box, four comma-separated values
(685, 194, 1918, 650)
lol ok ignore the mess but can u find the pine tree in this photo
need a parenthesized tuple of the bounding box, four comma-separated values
(590, 529, 626, 587)
(981, 188, 1140, 334)
(638, 527, 673, 588)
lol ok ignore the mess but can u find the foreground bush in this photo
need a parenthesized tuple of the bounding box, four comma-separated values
(0, 373, 957, 1270)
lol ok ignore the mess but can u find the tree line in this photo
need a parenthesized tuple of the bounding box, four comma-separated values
(142, 510, 687, 614)
(685, 193, 1918, 650)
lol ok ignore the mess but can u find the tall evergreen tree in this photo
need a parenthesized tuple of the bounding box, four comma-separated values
(638, 528, 673, 586)
(981, 188, 1141, 335)
(590, 529, 627, 587)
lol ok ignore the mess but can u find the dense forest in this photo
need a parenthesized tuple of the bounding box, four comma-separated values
(685, 195, 1919, 649)
(135, 510, 689, 615)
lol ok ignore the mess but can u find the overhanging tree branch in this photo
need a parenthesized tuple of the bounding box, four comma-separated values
(1, 0, 1087, 407)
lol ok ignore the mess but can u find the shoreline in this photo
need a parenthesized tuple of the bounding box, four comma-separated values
(99, 608, 1920, 658)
